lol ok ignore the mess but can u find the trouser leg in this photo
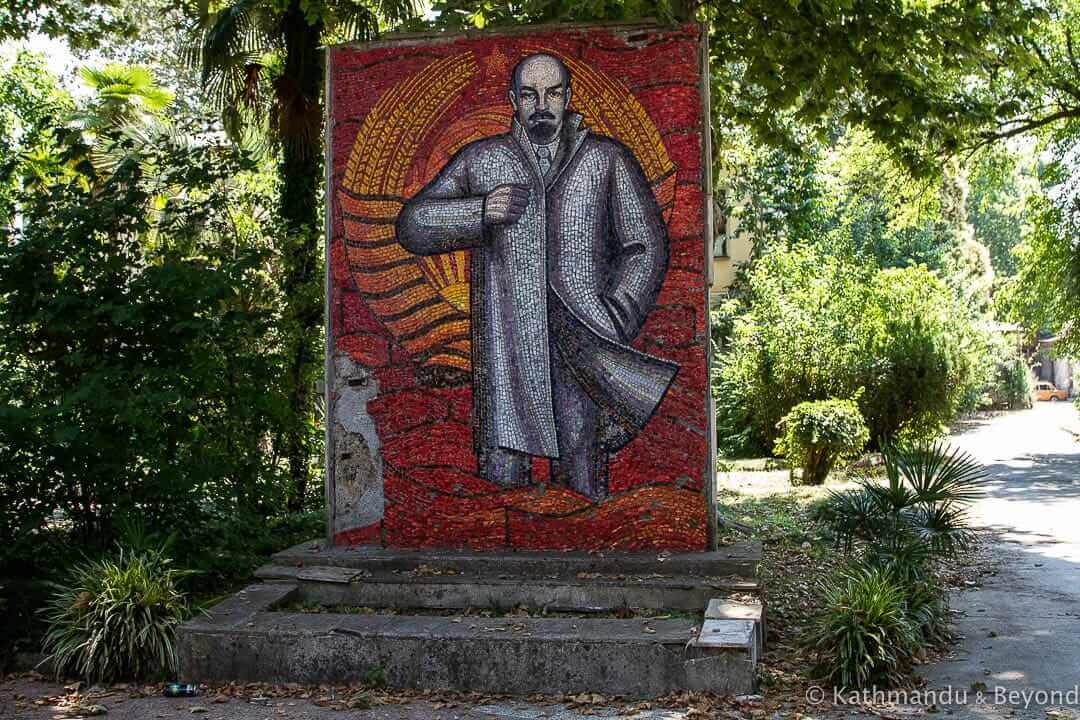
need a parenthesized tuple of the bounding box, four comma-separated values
(550, 347, 608, 501)
(478, 446, 532, 487)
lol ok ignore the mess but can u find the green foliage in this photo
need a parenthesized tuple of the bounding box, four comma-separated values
(804, 565, 919, 690)
(0, 132, 294, 550)
(424, 0, 1042, 176)
(978, 335, 1035, 410)
(73, 65, 174, 132)
(808, 441, 984, 688)
(860, 267, 984, 441)
(714, 246, 985, 456)
(0, 1, 139, 49)
(775, 399, 869, 486)
(0, 64, 324, 610)
(0, 51, 75, 226)
(719, 129, 830, 260)
(188, 0, 421, 510)
(41, 546, 191, 682)
(967, 147, 1032, 277)
(999, 157, 1080, 356)
(817, 441, 985, 563)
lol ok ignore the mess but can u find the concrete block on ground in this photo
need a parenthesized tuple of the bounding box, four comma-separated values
(687, 617, 758, 682)
(705, 598, 766, 655)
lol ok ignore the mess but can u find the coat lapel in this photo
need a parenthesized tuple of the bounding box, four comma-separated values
(545, 114, 587, 188)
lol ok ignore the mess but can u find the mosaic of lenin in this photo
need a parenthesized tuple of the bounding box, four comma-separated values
(327, 25, 711, 550)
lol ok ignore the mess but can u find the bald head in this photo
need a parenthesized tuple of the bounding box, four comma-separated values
(511, 54, 570, 95)
(509, 53, 572, 144)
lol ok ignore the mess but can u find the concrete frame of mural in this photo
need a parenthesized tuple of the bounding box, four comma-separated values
(323, 22, 717, 552)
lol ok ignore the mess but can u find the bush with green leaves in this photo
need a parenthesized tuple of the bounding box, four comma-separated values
(977, 335, 1034, 410)
(41, 547, 191, 682)
(714, 247, 985, 457)
(0, 61, 325, 604)
(805, 565, 920, 689)
(775, 399, 869, 485)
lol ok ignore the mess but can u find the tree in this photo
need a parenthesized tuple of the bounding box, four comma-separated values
(961, 0, 1080, 148)
(0, 2, 137, 49)
(967, 146, 1033, 277)
(0, 62, 296, 574)
(999, 188, 1080, 356)
(428, 0, 1041, 175)
(817, 128, 951, 273)
(0, 50, 74, 226)
(189, 0, 418, 510)
(939, 164, 995, 315)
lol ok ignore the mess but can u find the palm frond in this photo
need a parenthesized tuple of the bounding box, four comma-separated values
(887, 440, 986, 506)
(74, 65, 174, 133)
(909, 503, 977, 555)
(326, 2, 381, 43)
(190, 0, 276, 116)
(816, 487, 887, 549)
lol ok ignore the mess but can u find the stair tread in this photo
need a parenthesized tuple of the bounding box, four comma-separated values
(253, 610, 703, 643)
(255, 563, 758, 589)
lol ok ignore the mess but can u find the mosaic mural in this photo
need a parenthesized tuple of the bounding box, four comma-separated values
(326, 24, 712, 550)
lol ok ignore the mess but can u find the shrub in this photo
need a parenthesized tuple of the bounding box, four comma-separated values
(713, 247, 985, 456)
(41, 547, 191, 682)
(775, 399, 869, 485)
(0, 113, 318, 571)
(903, 575, 952, 646)
(809, 440, 984, 686)
(979, 336, 1034, 410)
(805, 565, 919, 689)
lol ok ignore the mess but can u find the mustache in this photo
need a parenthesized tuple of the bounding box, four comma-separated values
(528, 111, 557, 123)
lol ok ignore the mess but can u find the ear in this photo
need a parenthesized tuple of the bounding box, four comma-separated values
(565, 86, 572, 107)
(508, 90, 518, 112)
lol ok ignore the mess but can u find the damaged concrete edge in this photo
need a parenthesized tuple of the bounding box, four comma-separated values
(182, 583, 299, 632)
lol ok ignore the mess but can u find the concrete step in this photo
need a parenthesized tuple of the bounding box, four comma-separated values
(271, 541, 761, 580)
(254, 563, 757, 613)
(177, 583, 757, 697)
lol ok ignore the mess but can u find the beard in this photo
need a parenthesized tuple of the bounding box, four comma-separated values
(525, 111, 560, 143)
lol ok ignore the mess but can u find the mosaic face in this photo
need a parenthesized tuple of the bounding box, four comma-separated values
(327, 25, 712, 551)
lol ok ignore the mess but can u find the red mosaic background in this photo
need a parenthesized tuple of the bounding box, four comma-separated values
(327, 25, 710, 551)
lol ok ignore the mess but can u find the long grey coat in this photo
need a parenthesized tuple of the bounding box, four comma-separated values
(396, 113, 678, 458)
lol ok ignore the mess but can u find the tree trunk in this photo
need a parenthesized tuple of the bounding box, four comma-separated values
(278, 2, 325, 512)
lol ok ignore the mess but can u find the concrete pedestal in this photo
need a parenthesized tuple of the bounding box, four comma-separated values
(177, 542, 764, 697)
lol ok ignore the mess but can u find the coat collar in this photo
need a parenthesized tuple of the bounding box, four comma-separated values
(511, 112, 588, 188)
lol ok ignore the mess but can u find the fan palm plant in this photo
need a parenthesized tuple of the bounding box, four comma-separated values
(809, 442, 984, 687)
(188, 0, 418, 509)
(816, 439, 986, 565)
(72, 65, 174, 134)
